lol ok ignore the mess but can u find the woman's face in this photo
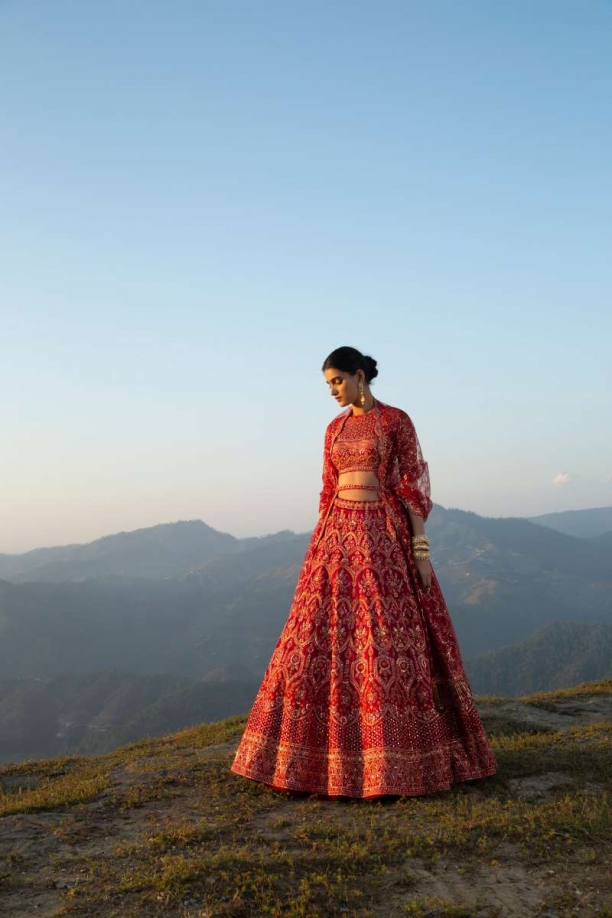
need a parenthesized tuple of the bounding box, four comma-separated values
(324, 367, 364, 407)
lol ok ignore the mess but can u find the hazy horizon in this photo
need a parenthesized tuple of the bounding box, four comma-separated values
(2, 502, 611, 559)
(2, 1, 610, 554)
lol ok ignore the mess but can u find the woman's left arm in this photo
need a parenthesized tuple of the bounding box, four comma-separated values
(394, 410, 433, 523)
(408, 508, 432, 590)
(395, 411, 433, 590)
(407, 508, 426, 538)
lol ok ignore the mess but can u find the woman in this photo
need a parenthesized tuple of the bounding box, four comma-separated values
(230, 346, 497, 798)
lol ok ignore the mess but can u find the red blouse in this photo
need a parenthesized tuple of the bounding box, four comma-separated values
(315, 397, 433, 551)
(330, 409, 381, 474)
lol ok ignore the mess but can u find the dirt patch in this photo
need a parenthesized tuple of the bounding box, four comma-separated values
(478, 696, 612, 732)
(400, 845, 548, 916)
(507, 771, 576, 801)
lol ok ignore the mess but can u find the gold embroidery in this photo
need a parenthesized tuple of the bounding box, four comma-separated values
(231, 494, 497, 798)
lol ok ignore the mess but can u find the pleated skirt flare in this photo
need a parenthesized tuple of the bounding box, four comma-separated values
(230, 496, 498, 799)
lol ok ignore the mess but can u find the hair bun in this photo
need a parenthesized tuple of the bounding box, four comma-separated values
(321, 346, 379, 384)
(363, 355, 378, 381)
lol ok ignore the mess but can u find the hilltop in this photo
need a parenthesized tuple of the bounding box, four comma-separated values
(1, 679, 611, 917)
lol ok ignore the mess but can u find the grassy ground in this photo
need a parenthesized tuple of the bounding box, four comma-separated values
(1, 680, 611, 917)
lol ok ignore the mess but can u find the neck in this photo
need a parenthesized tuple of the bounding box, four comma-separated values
(352, 395, 376, 416)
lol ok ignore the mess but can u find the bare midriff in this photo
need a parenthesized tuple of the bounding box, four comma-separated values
(336, 471, 381, 501)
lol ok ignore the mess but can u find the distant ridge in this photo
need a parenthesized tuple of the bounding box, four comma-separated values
(0, 519, 301, 582)
(528, 505, 612, 537)
(466, 620, 612, 696)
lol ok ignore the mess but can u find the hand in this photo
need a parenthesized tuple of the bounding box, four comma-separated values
(415, 558, 432, 591)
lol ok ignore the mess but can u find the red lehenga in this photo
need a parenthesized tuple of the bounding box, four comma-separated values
(230, 397, 498, 798)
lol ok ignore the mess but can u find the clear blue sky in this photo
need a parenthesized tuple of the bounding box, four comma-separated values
(1, 0, 610, 553)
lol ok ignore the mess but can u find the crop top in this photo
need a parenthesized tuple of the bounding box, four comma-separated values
(330, 410, 381, 474)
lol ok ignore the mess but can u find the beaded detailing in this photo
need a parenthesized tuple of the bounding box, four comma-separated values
(334, 495, 385, 509)
(331, 409, 381, 475)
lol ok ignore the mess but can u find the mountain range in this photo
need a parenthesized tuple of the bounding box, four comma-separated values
(0, 505, 610, 763)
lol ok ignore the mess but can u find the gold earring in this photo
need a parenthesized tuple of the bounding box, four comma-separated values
(358, 382, 366, 406)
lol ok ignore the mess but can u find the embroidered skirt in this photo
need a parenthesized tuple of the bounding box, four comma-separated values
(230, 496, 498, 798)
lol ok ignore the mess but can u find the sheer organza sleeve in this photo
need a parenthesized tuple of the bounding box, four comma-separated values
(393, 410, 433, 522)
(318, 423, 337, 516)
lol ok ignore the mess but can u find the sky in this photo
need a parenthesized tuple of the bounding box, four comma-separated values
(1, 0, 611, 554)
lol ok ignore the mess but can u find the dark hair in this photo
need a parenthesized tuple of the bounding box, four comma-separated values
(321, 346, 378, 384)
